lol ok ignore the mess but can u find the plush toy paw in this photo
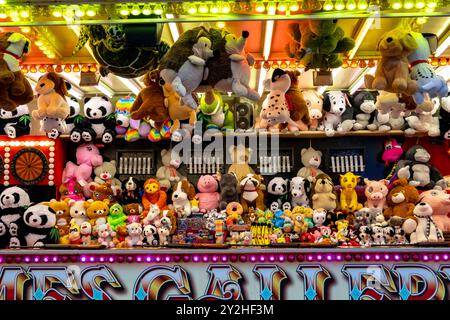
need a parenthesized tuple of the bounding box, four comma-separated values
(402, 219, 417, 234)
(409, 180, 421, 187)
(397, 166, 410, 179)
(232, 80, 248, 97)
(182, 94, 198, 109)
(392, 78, 407, 92)
(47, 128, 61, 139)
(378, 125, 391, 132)
(148, 128, 162, 142)
(404, 128, 417, 136)
(325, 128, 336, 137)
(5, 126, 16, 139)
(125, 128, 140, 142)
(172, 77, 186, 97)
(353, 123, 365, 130)
(191, 134, 203, 145)
(372, 77, 387, 90)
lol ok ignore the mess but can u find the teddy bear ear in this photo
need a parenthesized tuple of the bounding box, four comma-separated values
(103, 199, 110, 206)
(84, 97, 91, 104)
(401, 32, 418, 51)
(301, 148, 307, 156)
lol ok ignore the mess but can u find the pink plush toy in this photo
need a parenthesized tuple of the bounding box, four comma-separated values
(62, 143, 103, 196)
(195, 175, 220, 213)
(364, 178, 389, 209)
(419, 189, 450, 232)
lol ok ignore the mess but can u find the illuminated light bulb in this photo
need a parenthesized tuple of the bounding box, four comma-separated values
(427, 0, 437, 7)
(417, 17, 427, 24)
(35, 40, 43, 46)
(52, 6, 62, 17)
(119, 6, 130, 16)
(430, 58, 438, 66)
(280, 61, 288, 68)
(335, 0, 346, 10)
(131, 6, 141, 15)
(20, 27, 31, 33)
(142, 6, 152, 15)
(0, 10, 7, 19)
(255, 1, 265, 12)
(263, 61, 270, 69)
(439, 58, 447, 66)
(0, 0, 5, 5)
(367, 60, 376, 68)
(39, 65, 46, 73)
(21, 65, 28, 73)
(216, 21, 225, 28)
(415, 0, 425, 8)
(358, 60, 367, 68)
(290, 2, 300, 11)
(187, 3, 197, 14)
(47, 53, 56, 59)
(210, 3, 219, 13)
(46, 65, 54, 72)
(86, 7, 96, 17)
(8, 8, 19, 18)
(272, 61, 279, 69)
(153, 4, 163, 15)
(342, 60, 349, 68)
(347, 0, 357, 10)
(392, 0, 402, 9)
(64, 65, 72, 73)
(81, 65, 89, 72)
(267, 1, 277, 13)
(73, 64, 80, 72)
(89, 65, 97, 72)
(404, 0, 414, 8)
(198, 3, 209, 13)
(75, 7, 85, 17)
(277, 2, 288, 12)
(220, 3, 231, 13)
(55, 65, 62, 73)
(19, 8, 30, 18)
(425, 6, 434, 12)
(30, 65, 37, 73)
(296, 61, 305, 68)
(358, 0, 369, 9)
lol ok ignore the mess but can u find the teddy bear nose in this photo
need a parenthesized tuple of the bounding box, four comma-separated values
(386, 37, 393, 43)
(39, 83, 45, 87)
(419, 202, 426, 206)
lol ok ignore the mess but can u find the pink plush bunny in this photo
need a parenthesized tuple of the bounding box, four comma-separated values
(195, 175, 220, 213)
(62, 143, 103, 196)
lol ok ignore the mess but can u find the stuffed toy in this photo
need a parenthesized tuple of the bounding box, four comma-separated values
(124, 203, 142, 224)
(125, 223, 143, 247)
(142, 178, 168, 213)
(86, 199, 110, 228)
(266, 177, 290, 212)
(69, 200, 89, 226)
(115, 96, 151, 142)
(319, 90, 354, 136)
(68, 222, 82, 245)
(225, 202, 245, 227)
(310, 173, 337, 211)
(396, 145, 444, 189)
(11, 203, 57, 247)
(258, 69, 302, 131)
(32, 72, 70, 120)
(59, 178, 85, 202)
(159, 26, 214, 109)
(407, 32, 448, 111)
(93, 160, 122, 196)
(78, 96, 116, 144)
(143, 224, 159, 246)
(363, 178, 389, 210)
(62, 143, 103, 196)
(365, 27, 418, 95)
(239, 173, 266, 213)
(351, 91, 377, 130)
(156, 149, 184, 191)
(142, 204, 161, 226)
(195, 174, 220, 213)
(0, 186, 30, 248)
(440, 95, 450, 140)
(107, 203, 127, 232)
(302, 90, 323, 130)
(172, 179, 196, 218)
(197, 89, 234, 131)
(339, 172, 363, 213)
(0, 32, 34, 111)
(227, 144, 254, 183)
(0, 104, 31, 138)
(405, 97, 440, 137)
(291, 209, 309, 235)
(64, 96, 82, 134)
(44, 199, 71, 239)
(297, 147, 324, 181)
(383, 178, 419, 234)
(374, 91, 408, 130)
(208, 30, 259, 101)
(121, 177, 142, 205)
(219, 173, 238, 211)
(97, 223, 116, 248)
(89, 182, 116, 204)
(281, 70, 310, 131)
(419, 189, 450, 232)
(290, 177, 310, 208)
(410, 202, 444, 244)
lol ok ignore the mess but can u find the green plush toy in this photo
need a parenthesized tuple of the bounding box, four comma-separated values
(197, 90, 234, 131)
(107, 203, 127, 231)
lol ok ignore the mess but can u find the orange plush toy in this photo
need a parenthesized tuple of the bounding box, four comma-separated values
(32, 72, 70, 120)
(365, 27, 418, 96)
(142, 178, 168, 213)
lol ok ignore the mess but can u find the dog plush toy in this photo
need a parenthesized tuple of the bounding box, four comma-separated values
(240, 174, 265, 213)
(172, 179, 196, 218)
(320, 90, 354, 136)
(410, 202, 444, 244)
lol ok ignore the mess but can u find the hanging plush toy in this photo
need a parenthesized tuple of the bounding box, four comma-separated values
(0, 104, 31, 138)
(115, 96, 151, 142)
(159, 26, 215, 109)
(197, 89, 234, 131)
(365, 27, 418, 96)
(407, 32, 448, 111)
(0, 32, 34, 111)
(32, 72, 71, 139)
(80, 96, 116, 144)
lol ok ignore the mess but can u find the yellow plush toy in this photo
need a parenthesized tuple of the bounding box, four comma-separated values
(339, 172, 363, 213)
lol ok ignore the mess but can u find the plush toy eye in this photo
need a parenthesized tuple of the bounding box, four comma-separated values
(368, 187, 373, 192)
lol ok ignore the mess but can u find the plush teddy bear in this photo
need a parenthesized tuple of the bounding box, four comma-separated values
(159, 26, 214, 109)
(115, 96, 151, 142)
(383, 178, 419, 234)
(219, 173, 238, 211)
(302, 90, 323, 130)
(365, 27, 418, 96)
(207, 30, 259, 101)
(156, 148, 184, 191)
(418, 189, 450, 232)
(396, 145, 444, 189)
(197, 89, 234, 131)
(0, 104, 31, 138)
(227, 144, 254, 183)
(44, 198, 71, 238)
(195, 174, 220, 213)
(320, 90, 354, 136)
(126, 222, 144, 247)
(86, 199, 110, 228)
(59, 178, 85, 202)
(258, 68, 301, 131)
(407, 32, 448, 110)
(93, 160, 122, 196)
(97, 223, 116, 248)
(0, 32, 34, 111)
(297, 147, 324, 182)
(89, 182, 116, 204)
(124, 203, 142, 224)
(62, 143, 103, 196)
(310, 173, 337, 211)
(410, 202, 444, 244)
(69, 200, 90, 226)
(142, 178, 167, 213)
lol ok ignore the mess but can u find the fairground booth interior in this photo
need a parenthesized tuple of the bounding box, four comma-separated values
(0, 0, 449, 300)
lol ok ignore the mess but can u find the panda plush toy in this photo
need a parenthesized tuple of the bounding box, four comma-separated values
(65, 96, 85, 134)
(266, 177, 290, 212)
(396, 145, 445, 189)
(10, 203, 57, 247)
(72, 96, 116, 144)
(0, 105, 31, 138)
(0, 186, 31, 248)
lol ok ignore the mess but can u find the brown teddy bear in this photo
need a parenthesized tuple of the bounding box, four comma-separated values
(0, 32, 34, 111)
(130, 69, 168, 130)
(383, 178, 420, 234)
(365, 27, 418, 96)
(311, 173, 337, 211)
(228, 144, 254, 183)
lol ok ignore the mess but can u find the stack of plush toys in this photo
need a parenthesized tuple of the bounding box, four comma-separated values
(0, 139, 448, 249)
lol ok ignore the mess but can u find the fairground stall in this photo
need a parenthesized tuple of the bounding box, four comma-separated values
(0, 0, 449, 300)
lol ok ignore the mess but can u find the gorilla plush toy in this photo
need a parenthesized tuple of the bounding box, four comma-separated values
(395, 145, 445, 189)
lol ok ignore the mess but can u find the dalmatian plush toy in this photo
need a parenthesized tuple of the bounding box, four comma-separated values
(319, 91, 354, 136)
